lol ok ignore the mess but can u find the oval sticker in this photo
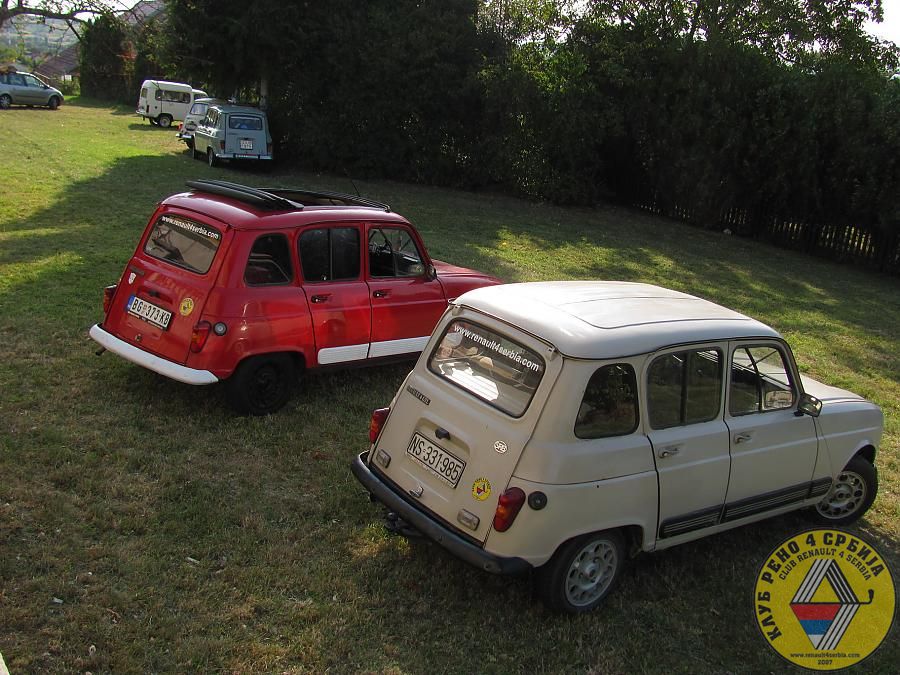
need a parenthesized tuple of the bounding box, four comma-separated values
(472, 477, 491, 501)
(179, 297, 195, 316)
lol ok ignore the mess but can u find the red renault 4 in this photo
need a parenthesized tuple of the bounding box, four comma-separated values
(90, 180, 501, 414)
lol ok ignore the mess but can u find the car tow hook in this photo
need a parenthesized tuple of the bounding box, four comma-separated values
(95, 347, 107, 356)
(384, 511, 422, 538)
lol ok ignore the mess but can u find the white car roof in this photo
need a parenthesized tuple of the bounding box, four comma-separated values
(454, 281, 781, 359)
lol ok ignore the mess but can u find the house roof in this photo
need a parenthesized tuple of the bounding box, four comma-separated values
(36, 43, 79, 78)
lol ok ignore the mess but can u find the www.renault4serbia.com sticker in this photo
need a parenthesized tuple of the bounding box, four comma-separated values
(754, 529, 895, 670)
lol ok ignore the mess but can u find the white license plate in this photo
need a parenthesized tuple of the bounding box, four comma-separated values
(127, 295, 172, 330)
(240, 139, 253, 150)
(406, 432, 465, 487)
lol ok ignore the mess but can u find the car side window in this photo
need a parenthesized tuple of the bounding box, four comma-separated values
(729, 345, 796, 416)
(368, 227, 425, 277)
(9, 74, 25, 86)
(647, 348, 723, 429)
(575, 364, 639, 439)
(23, 75, 40, 87)
(298, 227, 361, 282)
(244, 234, 293, 286)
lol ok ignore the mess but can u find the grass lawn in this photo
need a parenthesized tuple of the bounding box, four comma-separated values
(1, 98, 898, 673)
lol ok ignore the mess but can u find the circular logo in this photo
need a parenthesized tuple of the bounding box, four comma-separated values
(753, 529, 894, 670)
(472, 478, 491, 501)
(179, 297, 195, 316)
(493, 440, 508, 454)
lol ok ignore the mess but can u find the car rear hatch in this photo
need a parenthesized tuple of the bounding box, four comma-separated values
(101, 207, 231, 365)
(370, 310, 562, 543)
(224, 113, 268, 157)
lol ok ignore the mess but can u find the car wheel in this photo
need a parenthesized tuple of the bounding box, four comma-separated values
(207, 148, 217, 168)
(48, 96, 60, 110)
(157, 114, 173, 128)
(536, 529, 625, 613)
(0, 94, 11, 110)
(811, 456, 877, 525)
(225, 354, 295, 415)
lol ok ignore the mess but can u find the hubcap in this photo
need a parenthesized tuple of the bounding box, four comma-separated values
(564, 539, 618, 607)
(816, 470, 866, 519)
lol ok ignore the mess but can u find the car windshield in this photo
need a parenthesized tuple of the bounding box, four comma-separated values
(143, 214, 222, 274)
(428, 319, 544, 417)
(190, 103, 208, 116)
(229, 115, 263, 130)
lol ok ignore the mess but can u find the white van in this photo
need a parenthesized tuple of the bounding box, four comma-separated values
(136, 79, 208, 128)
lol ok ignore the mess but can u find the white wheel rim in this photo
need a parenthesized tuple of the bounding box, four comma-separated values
(816, 470, 866, 519)
(564, 539, 618, 607)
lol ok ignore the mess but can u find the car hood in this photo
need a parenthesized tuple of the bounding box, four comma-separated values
(433, 259, 499, 282)
(800, 375, 865, 403)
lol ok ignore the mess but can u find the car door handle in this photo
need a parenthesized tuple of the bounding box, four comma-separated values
(658, 445, 681, 458)
(310, 294, 330, 304)
(372, 290, 389, 298)
(734, 432, 754, 444)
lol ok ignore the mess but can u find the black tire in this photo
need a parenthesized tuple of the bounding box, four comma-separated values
(207, 148, 217, 168)
(225, 354, 295, 415)
(157, 114, 173, 128)
(0, 94, 11, 110)
(536, 529, 626, 613)
(810, 455, 877, 526)
(47, 96, 60, 110)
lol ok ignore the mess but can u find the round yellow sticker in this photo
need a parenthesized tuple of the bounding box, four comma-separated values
(472, 478, 491, 501)
(753, 529, 895, 670)
(179, 297, 195, 316)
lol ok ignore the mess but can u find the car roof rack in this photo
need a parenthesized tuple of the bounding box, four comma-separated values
(185, 180, 390, 212)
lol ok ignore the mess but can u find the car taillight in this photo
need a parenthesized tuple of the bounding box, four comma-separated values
(369, 407, 391, 444)
(267, 142, 272, 154)
(190, 321, 212, 353)
(102, 285, 117, 315)
(493, 487, 526, 532)
(219, 140, 225, 151)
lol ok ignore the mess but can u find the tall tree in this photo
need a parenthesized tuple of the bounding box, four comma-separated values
(0, 1, 120, 31)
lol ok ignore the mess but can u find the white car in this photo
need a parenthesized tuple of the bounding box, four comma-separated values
(352, 281, 882, 612)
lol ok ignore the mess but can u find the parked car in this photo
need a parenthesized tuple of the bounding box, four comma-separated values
(176, 97, 226, 149)
(89, 180, 501, 414)
(136, 79, 208, 128)
(351, 281, 883, 612)
(0, 70, 63, 110)
(191, 102, 273, 167)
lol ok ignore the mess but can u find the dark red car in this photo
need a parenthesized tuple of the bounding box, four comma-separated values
(90, 180, 501, 414)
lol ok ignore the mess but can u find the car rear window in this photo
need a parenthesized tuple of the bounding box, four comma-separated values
(143, 214, 222, 274)
(229, 115, 263, 130)
(428, 320, 544, 417)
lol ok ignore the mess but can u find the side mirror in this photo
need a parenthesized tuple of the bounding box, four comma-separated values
(426, 263, 437, 281)
(797, 392, 822, 418)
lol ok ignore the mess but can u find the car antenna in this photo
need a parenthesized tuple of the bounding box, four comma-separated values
(343, 166, 361, 197)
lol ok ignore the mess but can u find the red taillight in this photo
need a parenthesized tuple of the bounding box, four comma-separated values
(102, 285, 117, 315)
(219, 140, 225, 151)
(190, 321, 212, 353)
(267, 142, 273, 155)
(492, 487, 526, 532)
(369, 407, 391, 444)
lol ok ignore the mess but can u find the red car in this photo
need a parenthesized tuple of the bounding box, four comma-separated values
(90, 180, 501, 414)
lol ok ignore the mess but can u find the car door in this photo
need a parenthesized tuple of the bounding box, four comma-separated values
(297, 224, 372, 365)
(721, 341, 820, 520)
(645, 344, 731, 541)
(21, 74, 45, 104)
(365, 223, 446, 358)
(8, 73, 29, 103)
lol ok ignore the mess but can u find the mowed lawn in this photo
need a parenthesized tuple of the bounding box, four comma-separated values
(1, 99, 898, 673)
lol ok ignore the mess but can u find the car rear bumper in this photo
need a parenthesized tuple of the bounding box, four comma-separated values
(89, 324, 218, 385)
(217, 152, 273, 161)
(350, 451, 531, 575)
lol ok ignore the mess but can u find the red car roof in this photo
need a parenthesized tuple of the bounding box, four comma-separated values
(161, 191, 411, 230)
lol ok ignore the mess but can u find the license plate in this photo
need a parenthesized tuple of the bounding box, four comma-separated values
(127, 295, 172, 330)
(240, 139, 253, 150)
(406, 432, 465, 487)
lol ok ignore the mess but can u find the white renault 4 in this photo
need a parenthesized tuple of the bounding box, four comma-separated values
(351, 282, 883, 612)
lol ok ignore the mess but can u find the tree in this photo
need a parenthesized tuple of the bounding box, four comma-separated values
(0, 1, 121, 31)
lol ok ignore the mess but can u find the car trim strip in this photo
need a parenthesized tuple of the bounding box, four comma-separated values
(317, 343, 369, 365)
(368, 336, 429, 359)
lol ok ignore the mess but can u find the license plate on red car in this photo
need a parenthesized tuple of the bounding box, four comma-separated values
(127, 295, 172, 330)
(406, 432, 465, 487)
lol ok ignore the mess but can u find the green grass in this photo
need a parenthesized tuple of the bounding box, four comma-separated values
(1, 99, 898, 673)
